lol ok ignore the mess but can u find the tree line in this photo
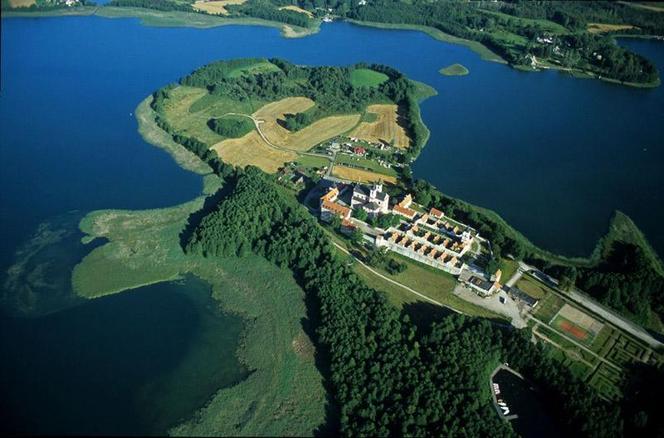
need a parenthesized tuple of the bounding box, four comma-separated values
(183, 167, 623, 436)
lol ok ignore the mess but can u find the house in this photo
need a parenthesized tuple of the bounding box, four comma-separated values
(321, 199, 351, 222)
(459, 269, 501, 296)
(393, 194, 416, 220)
(320, 187, 351, 222)
(503, 285, 539, 308)
(429, 207, 444, 220)
(353, 146, 366, 156)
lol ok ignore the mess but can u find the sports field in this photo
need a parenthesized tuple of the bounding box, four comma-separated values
(550, 304, 604, 346)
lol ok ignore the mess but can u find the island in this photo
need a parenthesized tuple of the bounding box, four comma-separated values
(439, 63, 470, 76)
(71, 58, 664, 436)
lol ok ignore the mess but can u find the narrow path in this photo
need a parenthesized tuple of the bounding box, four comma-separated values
(330, 241, 463, 314)
(531, 329, 595, 368)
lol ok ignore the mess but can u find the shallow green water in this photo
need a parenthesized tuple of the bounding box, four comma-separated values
(0, 275, 247, 435)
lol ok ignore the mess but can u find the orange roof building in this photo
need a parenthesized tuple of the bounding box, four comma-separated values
(429, 207, 444, 219)
(320, 187, 339, 203)
(393, 204, 417, 220)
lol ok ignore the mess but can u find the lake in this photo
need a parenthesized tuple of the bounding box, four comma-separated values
(1, 17, 662, 262)
(0, 274, 248, 435)
(1, 13, 663, 434)
(492, 368, 561, 437)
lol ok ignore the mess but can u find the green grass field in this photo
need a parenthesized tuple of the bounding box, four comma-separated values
(516, 275, 554, 300)
(72, 180, 328, 435)
(293, 154, 330, 169)
(479, 9, 569, 34)
(498, 258, 518, 283)
(439, 63, 469, 76)
(532, 291, 565, 322)
(334, 153, 397, 176)
(350, 68, 389, 87)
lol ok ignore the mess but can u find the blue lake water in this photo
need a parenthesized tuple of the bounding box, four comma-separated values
(1, 13, 663, 434)
(1, 17, 662, 262)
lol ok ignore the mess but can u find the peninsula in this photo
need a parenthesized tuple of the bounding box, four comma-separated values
(73, 58, 664, 436)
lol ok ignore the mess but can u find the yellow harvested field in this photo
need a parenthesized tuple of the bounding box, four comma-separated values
(288, 115, 360, 151)
(211, 131, 296, 173)
(193, 0, 246, 15)
(278, 5, 314, 18)
(331, 165, 397, 184)
(350, 104, 411, 149)
(587, 23, 637, 34)
(8, 0, 36, 7)
(253, 97, 360, 152)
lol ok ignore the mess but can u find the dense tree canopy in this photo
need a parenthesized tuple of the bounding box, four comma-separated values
(183, 168, 620, 436)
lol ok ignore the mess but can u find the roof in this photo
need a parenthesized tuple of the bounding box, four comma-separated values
(341, 218, 356, 229)
(469, 276, 494, 291)
(353, 184, 367, 197)
(354, 146, 366, 154)
(393, 204, 416, 219)
(374, 191, 388, 201)
(321, 200, 350, 217)
(364, 201, 381, 212)
(429, 207, 444, 218)
(320, 187, 339, 202)
(399, 194, 413, 208)
(504, 286, 539, 307)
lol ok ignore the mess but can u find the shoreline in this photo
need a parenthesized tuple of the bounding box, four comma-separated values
(4, 7, 659, 87)
(3, 6, 320, 39)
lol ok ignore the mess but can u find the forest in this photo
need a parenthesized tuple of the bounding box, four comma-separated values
(93, 0, 663, 84)
(177, 58, 425, 148)
(183, 167, 634, 436)
(208, 115, 255, 138)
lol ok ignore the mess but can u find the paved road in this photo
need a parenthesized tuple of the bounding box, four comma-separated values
(518, 262, 663, 349)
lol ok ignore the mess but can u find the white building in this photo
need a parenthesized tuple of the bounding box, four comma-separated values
(350, 183, 389, 218)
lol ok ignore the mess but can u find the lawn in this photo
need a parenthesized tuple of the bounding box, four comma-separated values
(532, 291, 565, 322)
(479, 9, 569, 34)
(498, 258, 518, 283)
(516, 274, 554, 300)
(350, 68, 389, 87)
(294, 154, 331, 169)
(439, 63, 469, 76)
(371, 252, 505, 319)
(335, 154, 397, 176)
